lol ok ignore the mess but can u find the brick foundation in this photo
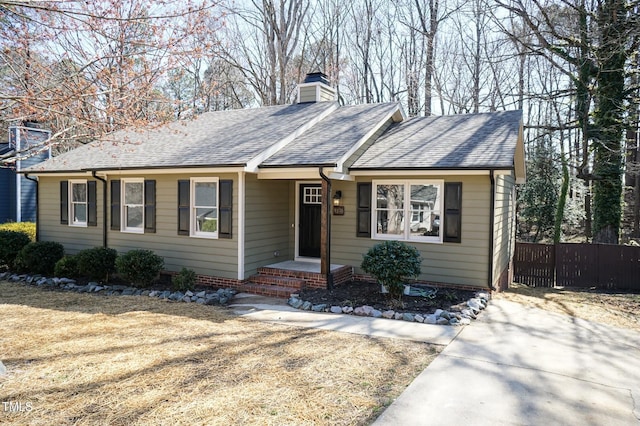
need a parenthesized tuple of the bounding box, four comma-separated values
(162, 265, 354, 298)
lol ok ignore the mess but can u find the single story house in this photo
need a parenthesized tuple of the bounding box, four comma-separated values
(1, 124, 51, 223)
(23, 73, 525, 295)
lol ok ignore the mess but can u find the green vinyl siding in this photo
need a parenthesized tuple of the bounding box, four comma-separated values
(36, 173, 239, 278)
(243, 174, 292, 277)
(330, 175, 491, 288)
(107, 173, 238, 278)
(492, 173, 516, 286)
(38, 176, 103, 253)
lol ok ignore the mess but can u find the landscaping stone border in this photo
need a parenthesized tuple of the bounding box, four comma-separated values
(0, 272, 236, 305)
(287, 290, 490, 326)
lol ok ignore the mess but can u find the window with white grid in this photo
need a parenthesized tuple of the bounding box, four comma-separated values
(303, 187, 322, 204)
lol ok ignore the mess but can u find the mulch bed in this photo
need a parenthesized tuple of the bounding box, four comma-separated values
(299, 281, 476, 314)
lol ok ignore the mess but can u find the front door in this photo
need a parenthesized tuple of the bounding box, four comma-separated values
(299, 184, 322, 258)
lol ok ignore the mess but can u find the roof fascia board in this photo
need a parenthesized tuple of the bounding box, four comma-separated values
(335, 103, 404, 173)
(257, 167, 337, 180)
(349, 169, 506, 177)
(514, 119, 526, 184)
(22, 167, 245, 177)
(96, 167, 245, 176)
(22, 171, 94, 177)
(245, 102, 339, 173)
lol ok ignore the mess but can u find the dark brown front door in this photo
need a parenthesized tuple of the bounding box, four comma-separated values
(299, 184, 321, 258)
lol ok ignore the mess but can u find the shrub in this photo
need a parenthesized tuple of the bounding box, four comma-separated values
(172, 267, 196, 291)
(0, 230, 31, 270)
(0, 221, 36, 242)
(17, 241, 65, 275)
(116, 249, 164, 288)
(55, 256, 79, 278)
(76, 247, 118, 282)
(361, 240, 422, 301)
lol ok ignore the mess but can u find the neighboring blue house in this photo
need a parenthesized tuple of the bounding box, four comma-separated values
(0, 124, 51, 223)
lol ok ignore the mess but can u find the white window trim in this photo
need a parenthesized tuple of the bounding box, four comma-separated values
(190, 177, 219, 239)
(121, 178, 144, 234)
(372, 180, 444, 244)
(69, 179, 88, 227)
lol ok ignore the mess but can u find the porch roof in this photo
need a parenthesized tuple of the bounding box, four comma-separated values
(260, 102, 400, 167)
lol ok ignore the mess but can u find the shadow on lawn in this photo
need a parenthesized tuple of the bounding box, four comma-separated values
(0, 280, 235, 323)
(0, 280, 434, 426)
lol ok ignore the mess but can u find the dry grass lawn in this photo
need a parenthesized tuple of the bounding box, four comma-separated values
(495, 283, 640, 332)
(0, 282, 440, 425)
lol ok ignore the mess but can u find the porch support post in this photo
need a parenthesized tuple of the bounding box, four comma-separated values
(319, 167, 333, 289)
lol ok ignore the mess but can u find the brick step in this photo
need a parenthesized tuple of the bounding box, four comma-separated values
(249, 274, 306, 290)
(257, 266, 311, 279)
(241, 282, 300, 298)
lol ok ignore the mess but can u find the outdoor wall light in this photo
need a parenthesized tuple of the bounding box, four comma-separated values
(333, 190, 342, 206)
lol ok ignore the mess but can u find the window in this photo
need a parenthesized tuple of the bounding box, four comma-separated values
(110, 179, 155, 233)
(178, 178, 232, 239)
(61, 180, 97, 227)
(373, 180, 443, 243)
(122, 179, 144, 233)
(70, 180, 87, 226)
(303, 186, 322, 204)
(191, 177, 218, 238)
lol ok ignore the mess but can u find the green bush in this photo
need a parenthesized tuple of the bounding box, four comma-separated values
(76, 247, 118, 282)
(116, 249, 164, 288)
(0, 221, 36, 242)
(361, 240, 422, 301)
(0, 230, 31, 270)
(172, 267, 196, 291)
(17, 241, 65, 275)
(54, 256, 79, 278)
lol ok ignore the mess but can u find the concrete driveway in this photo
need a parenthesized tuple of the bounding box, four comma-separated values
(374, 298, 640, 425)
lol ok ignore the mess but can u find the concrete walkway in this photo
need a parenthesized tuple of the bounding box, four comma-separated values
(374, 299, 640, 426)
(230, 293, 461, 346)
(231, 294, 640, 425)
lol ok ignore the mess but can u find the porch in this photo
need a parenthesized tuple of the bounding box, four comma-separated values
(242, 260, 353, 298)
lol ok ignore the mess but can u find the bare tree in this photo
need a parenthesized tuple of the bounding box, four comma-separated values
(0, 0, 220, 165)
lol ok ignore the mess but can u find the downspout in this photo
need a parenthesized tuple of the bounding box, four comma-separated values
(24, 174, 39, 241)
(319, 167, 333, 289)
(92, 171, 108, 248)
(488, 170, 496, 291)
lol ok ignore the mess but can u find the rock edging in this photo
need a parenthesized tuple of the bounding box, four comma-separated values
(287, 291, 490, 326)
(0, 272, 236, 305)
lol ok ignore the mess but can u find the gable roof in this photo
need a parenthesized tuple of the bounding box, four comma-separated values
(24, 101, 523, 179)
(27, 102, 337, 173)
(350, 110, 523, 170)
(260, 102, 401, 167)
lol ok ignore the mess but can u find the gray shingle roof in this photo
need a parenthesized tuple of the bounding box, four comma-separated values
(261, 102, 399, 166)
(27, 102, 337, 172)
(350, 110, 522, 170)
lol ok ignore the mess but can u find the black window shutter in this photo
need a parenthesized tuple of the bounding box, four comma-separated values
(443, 182, 462, 243)
(144, 179, 156, 233)
(219, 179, 233, 239)
(110, 180, 121, 230)
(87, 181, 97, 227)
(357, 182, 372, 237)
(177, 180, 190, 235)
(60, 180, 69, 225)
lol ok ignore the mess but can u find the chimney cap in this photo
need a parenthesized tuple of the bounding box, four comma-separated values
(303, 71, 330, 85)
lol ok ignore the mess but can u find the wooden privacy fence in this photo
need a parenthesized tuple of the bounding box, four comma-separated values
(514, 242, 640, 291)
